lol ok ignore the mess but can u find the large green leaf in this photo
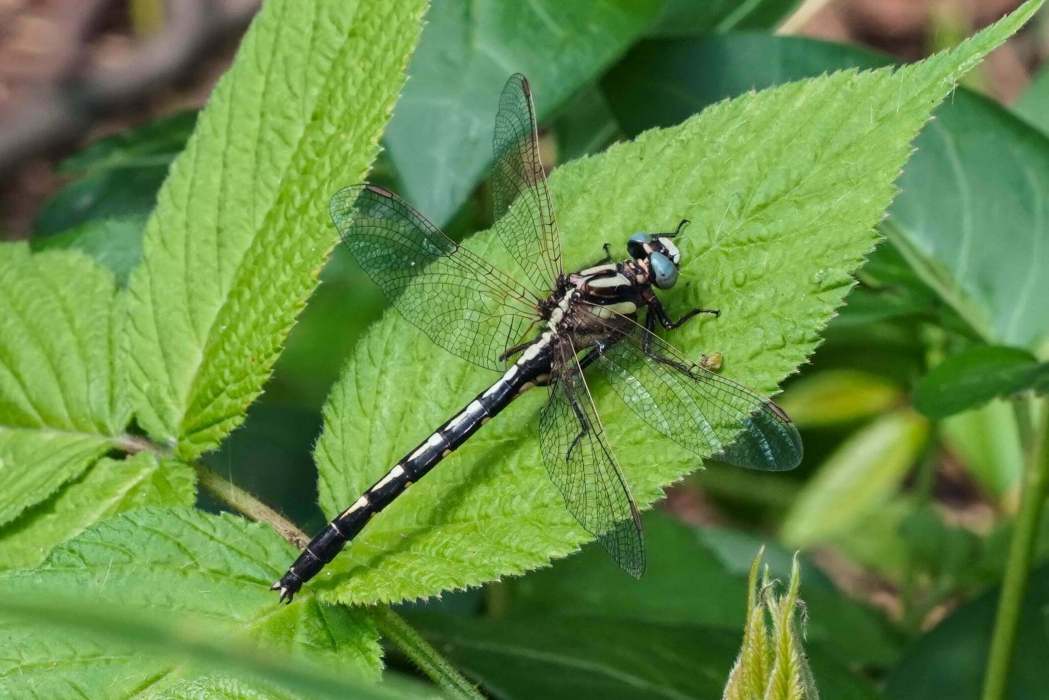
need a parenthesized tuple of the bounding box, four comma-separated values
(126, 0, 427, 458)
(0, 245, 128, 526)
(604, 31, 1049, 355)
(0, 508, 382, 696)
(312, 4, 1040, 605)
(0, 453, 194, 570)
(406, 612, 878, 700)
(506, 514, 899, 667)
(383, 0, 662, 226)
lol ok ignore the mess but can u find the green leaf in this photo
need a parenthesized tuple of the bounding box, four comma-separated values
(0, 508, 383, 696)
(762, 556, 815, 700)
(384, 0, 663, 226)
(315, 4, 1041, 605)
(411, 612, 736, 699)
(883, 561, 1049, 699)
(0, 595, 416, 700)
(507, 514, 898, 667)
(776, 369, 904, 428)
(0, 453, 194, 570)
(886, 98, 1049, 353)
(126, 0, 427, 459)
(649, 0, 800, 36)
(603, 30, 1049, 353)
(914, 344, 1049, 419)
(33, 112, 196, 236)
(723, 554, 773, 700)
(0, 244, 128, 525)
(406, 611, 878, 700)
(781, 410, 928, 548)
(31, 214, 149, 285)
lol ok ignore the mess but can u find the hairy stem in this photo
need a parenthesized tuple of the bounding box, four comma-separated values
(193, 463, 309, 548)
(372, 607, 484, 700)
(193, 464, 478, 696)
(982, 397, 1049, 700)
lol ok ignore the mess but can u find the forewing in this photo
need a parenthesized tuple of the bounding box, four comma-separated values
(332, 185, 537, 372)
(538, 339, 644, 577)
(491, 73, 562, 294)
(586, 307, 803, 471)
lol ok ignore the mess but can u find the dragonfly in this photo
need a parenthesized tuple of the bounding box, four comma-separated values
(272, 74, 802, 602)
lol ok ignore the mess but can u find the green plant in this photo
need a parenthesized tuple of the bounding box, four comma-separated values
(1, 1, 1045, 697)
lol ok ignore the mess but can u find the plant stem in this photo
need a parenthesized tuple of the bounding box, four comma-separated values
(193, 464, 478, 696)
(371, 607, 483, 700)
(982, 398, 1049, 700)
(193, 463, 309, 548)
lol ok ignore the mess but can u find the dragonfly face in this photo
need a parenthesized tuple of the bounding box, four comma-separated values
(627, 230, 683, 290)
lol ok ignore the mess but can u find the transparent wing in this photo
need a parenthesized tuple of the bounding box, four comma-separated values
(491, 73, 562, 294)
(584, 305, 803, 471)
(332, 184, 539, 372)
(538, 338, 645, 577)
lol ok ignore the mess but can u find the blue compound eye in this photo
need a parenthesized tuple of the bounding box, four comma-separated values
(627, 232, 651, 259)
(650, 251, 678, 289)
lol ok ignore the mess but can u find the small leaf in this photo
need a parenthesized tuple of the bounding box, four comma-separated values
(315, 7, 1037, 605)
(32, 214, 149, 285)
(384, 0, 663, 226)
(33, 112, 196, 235)
(0, 244, 128, 525)
(913, 344, 1048, 419)
(723, 551, 773, 699)
(781, 410, 929, 547)
(0, 453, 194, 570)
(0, 508, 382, 695)
(127, 0, 428, 458)
(941, 398, 1024, 498)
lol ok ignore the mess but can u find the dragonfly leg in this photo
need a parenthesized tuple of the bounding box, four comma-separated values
(499, 339, 534, 361)
(565, 390, 592, 463)
(582, 243, 615, 269)
(645, 295, 718, 332)
(652, 219, 690, 238)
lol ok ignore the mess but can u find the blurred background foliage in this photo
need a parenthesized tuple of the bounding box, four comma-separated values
(2, 0, 1049, 697)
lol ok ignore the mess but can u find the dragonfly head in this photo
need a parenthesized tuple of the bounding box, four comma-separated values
(627, 232, 682, 290)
